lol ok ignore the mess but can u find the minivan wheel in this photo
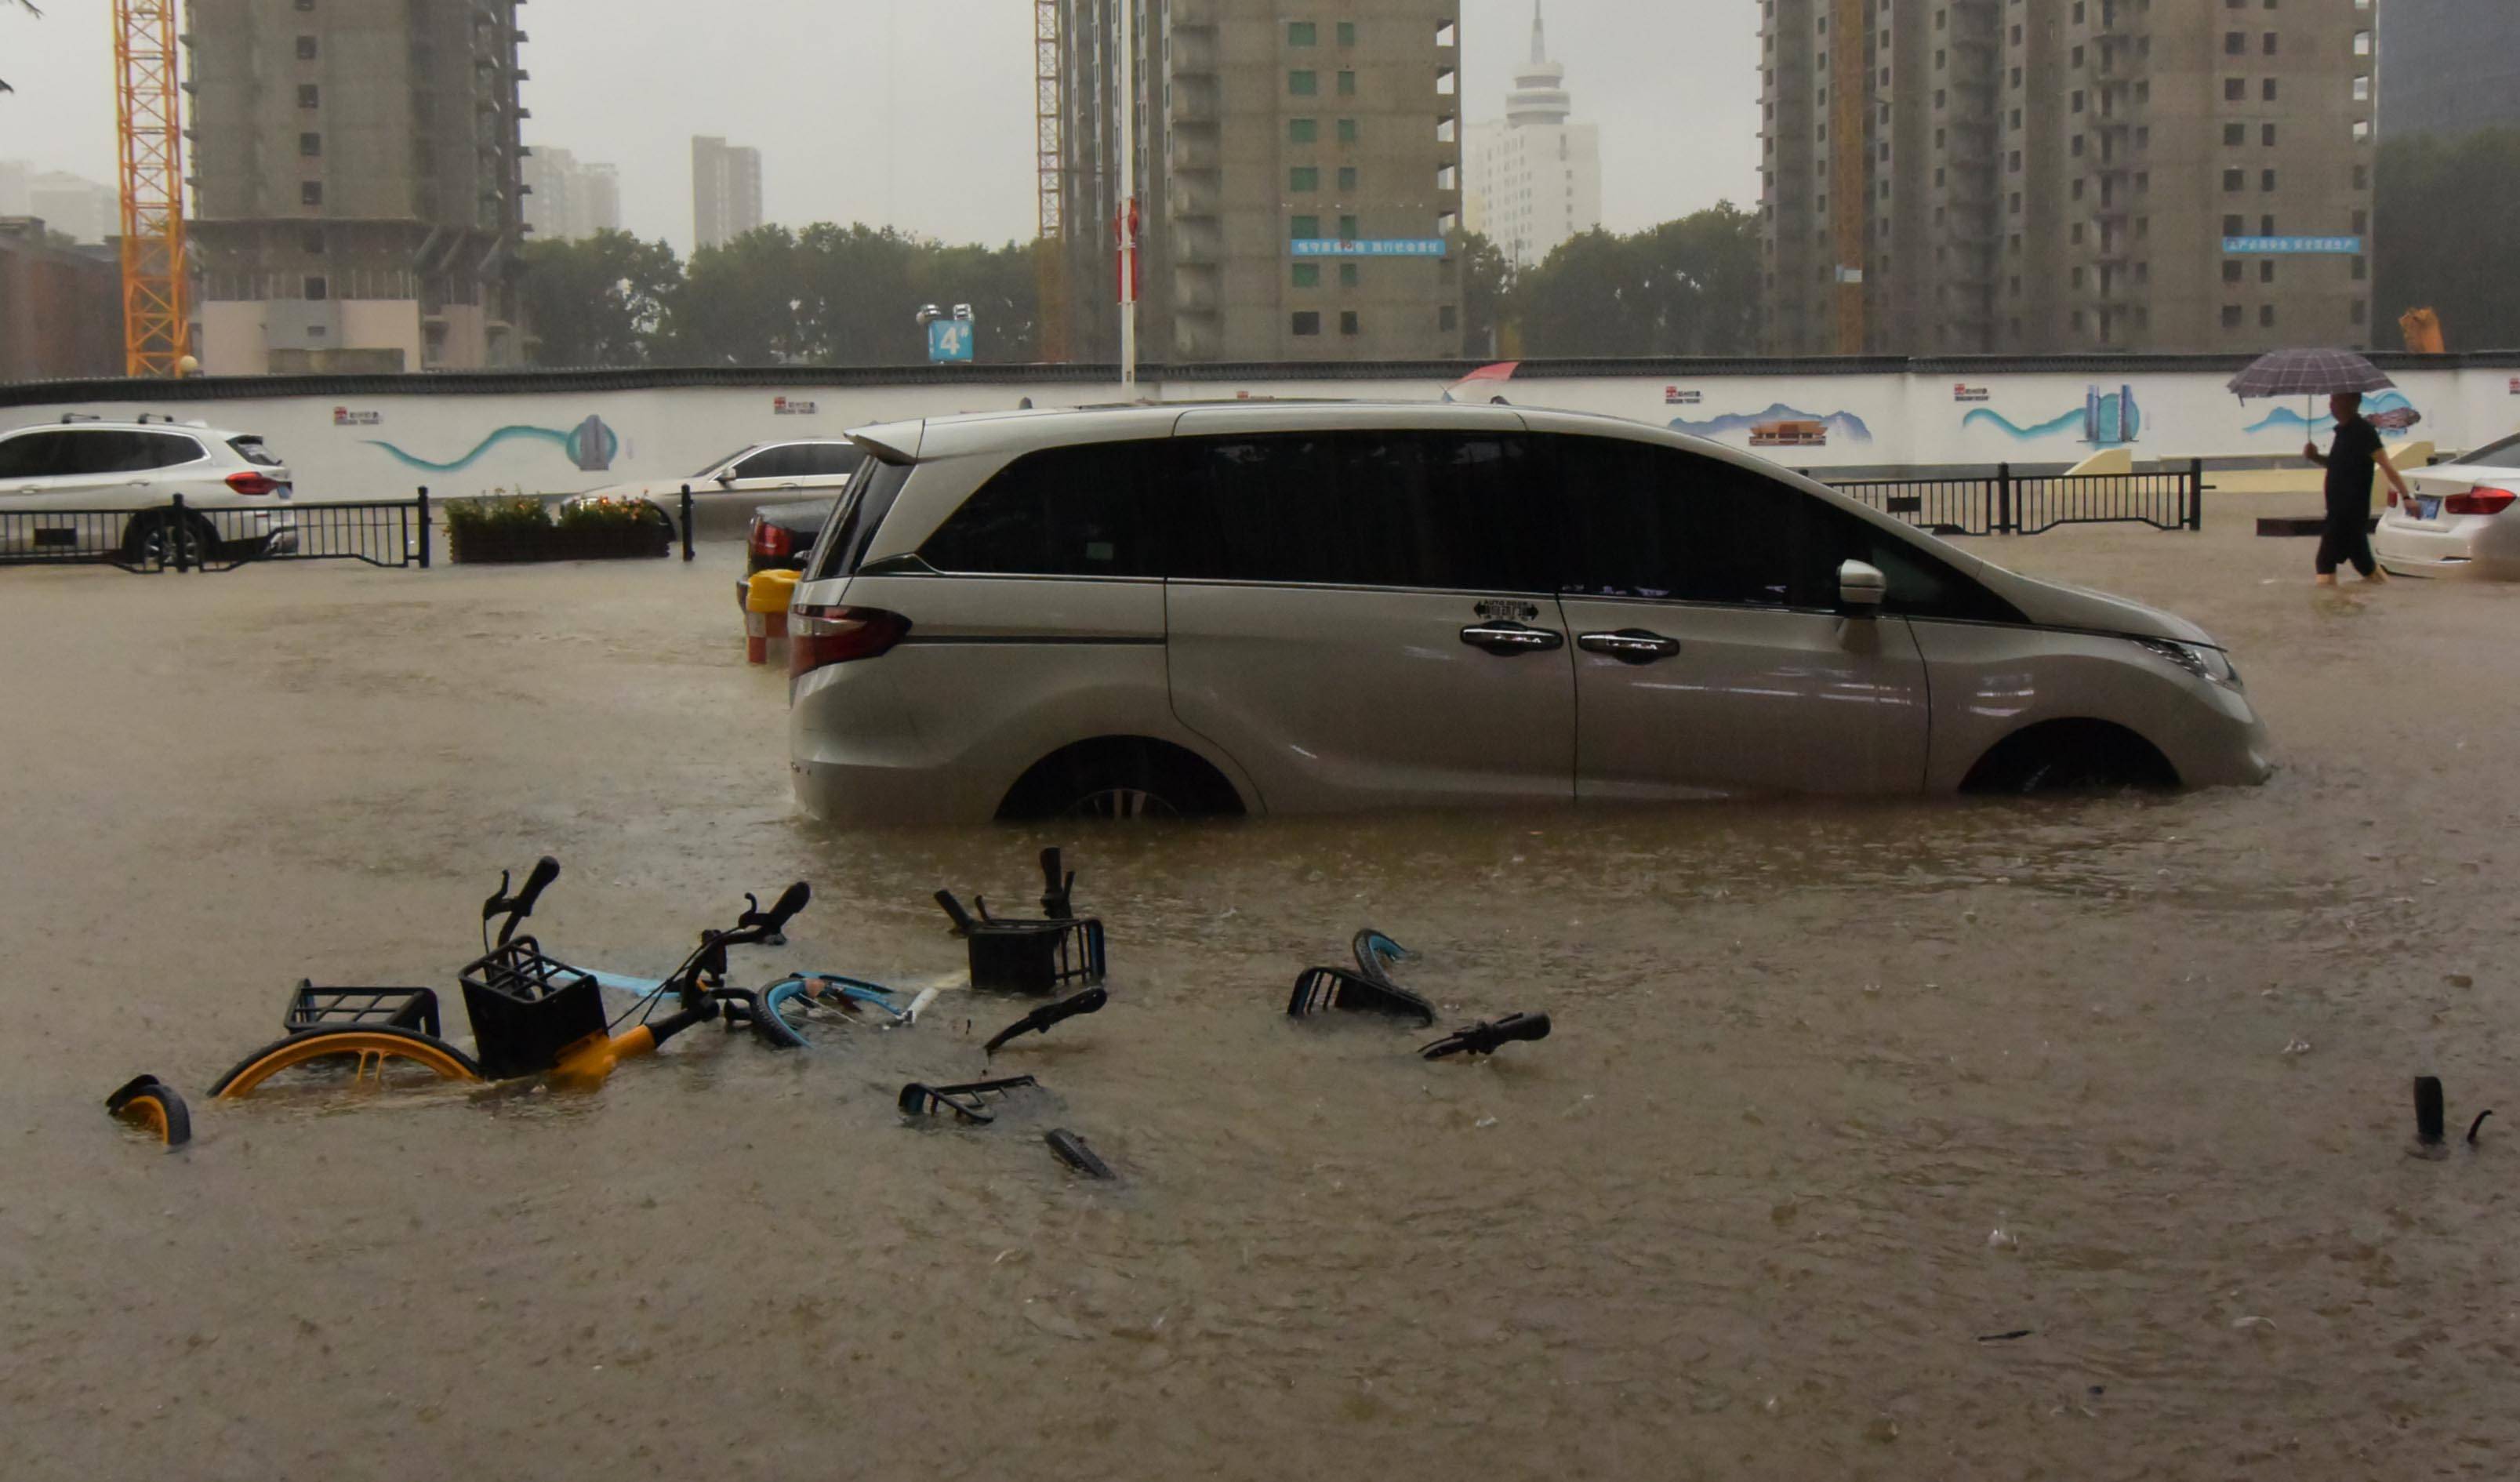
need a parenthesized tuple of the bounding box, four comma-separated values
(1963, 720, 2179, 795)
(998, 738, 1245, 822)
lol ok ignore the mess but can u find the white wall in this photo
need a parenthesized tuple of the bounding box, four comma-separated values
(4, 364, 2514, 500)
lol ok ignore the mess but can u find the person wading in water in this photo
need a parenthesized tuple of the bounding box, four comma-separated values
(2302, 390, 2408, 587)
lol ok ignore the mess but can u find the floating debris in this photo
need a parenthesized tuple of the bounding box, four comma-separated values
(1044, 1128, 1115, 1179)
(984, 986, 1109, 1056)
(1421, 1012, 1551, 1060)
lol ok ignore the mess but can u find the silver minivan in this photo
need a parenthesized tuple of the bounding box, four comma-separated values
(786, 403, 2270, 823)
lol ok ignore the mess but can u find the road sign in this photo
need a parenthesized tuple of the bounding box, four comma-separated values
(2221, 235, 2363, 255)
(928, 319, 975, 363)
(1289, 238, 1449, 258)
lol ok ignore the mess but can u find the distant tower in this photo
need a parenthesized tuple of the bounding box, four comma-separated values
(1464, 1, 1601, 271)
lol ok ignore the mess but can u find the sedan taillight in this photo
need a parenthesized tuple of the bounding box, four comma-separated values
(225, 471, 281, 496)
(749, 520, 792, 559)
(790, 605, 910, 678)
(2446, 485, 2518, 517)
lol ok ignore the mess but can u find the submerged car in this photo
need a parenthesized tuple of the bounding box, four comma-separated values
(0, 417, 296, 564)
(739, 497, 837, 609)
(565, 439, 863, 543)
(786, 403, 2271, 823)
(2375, 430, 2520, 581)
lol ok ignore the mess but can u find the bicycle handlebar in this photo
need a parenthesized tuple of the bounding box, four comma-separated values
(737, 880, 812, 943)
(1420, 1012, 1552, 1060)
(484, 855, 562, 948)
(659, 881, 814, 1005)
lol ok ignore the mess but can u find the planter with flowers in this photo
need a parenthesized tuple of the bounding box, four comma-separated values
(444, 494, 673, 564)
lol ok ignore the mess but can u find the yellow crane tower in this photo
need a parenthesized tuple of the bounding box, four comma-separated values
(1033, 0, 1069, 363)
(113, 0, 190, 376)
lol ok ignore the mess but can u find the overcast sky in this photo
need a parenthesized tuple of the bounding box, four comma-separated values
(1, 0, 1758, 252)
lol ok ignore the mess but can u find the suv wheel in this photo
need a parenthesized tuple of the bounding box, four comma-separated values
(999, 738, 1244, 822)
(122, 512, 218, 570)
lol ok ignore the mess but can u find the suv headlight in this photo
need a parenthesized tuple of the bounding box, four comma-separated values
(2134, 637, 2241, 690)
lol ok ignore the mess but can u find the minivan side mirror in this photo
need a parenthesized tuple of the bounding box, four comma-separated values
(1838, 559, 1887, 616)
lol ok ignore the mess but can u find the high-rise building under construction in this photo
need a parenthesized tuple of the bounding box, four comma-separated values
(1051, 0, 1465, 364)
(1759, 0, 2377, 355)
(185, 0, 528, 373)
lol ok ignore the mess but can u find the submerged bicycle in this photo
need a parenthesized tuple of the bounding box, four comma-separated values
(203, 858, 817, 1099)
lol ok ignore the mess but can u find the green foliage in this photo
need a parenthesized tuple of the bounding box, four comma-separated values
(1455, 231, 1512, 358)
(643, 223, 1039, 367)
(553, 496, 664, 530)
(1510, 204, 1763, 358)
(517, 229, 683, 368)
(2376, 129, 2520, 351)
(441, 496, 553, 534)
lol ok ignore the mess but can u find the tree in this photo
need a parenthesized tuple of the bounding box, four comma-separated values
(516, 229, 681, 368)
(2376, 128, 2520, 351)
(2, 0, 42, 94)
(1512, 205, 1762, 358)
(663, 225, 813, 364)
(1455, 231, 1513, 358)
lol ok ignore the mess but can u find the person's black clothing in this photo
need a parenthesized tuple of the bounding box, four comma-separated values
(2324, 416, 2384, 516)
(2316, 511, 2376, 578)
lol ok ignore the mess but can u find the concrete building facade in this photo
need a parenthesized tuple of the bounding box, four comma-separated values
(1761, 0, 2377, 356)
(2377, 0, 2520, 142)
(0, 165, 119, 245)
(1053, 0, 1465, 364)
(186, 0, 529, 374)
(691, 136, 762, 249)
(0, 218, 123, 382)
(523, 146, 623, 242)
(1464, 3, 1600, 270)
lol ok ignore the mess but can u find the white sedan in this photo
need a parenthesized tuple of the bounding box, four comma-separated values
(2377, 430, 2520, 581)
(564, 439, 864, 541)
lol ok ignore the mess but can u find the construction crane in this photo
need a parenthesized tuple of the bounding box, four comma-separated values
(113, 0, 191, 376)
(1033, 0, 1068, 362)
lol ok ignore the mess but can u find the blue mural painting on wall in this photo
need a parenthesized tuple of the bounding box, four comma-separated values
(2241, 390, 2421, 438)
(368, 414, 619, 473)
(1963, 385, 2144, 445)
(1668, 403, 1875, 444)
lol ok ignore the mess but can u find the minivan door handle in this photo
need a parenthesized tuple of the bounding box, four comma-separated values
(1460, 621, 1566, 656)
(1577, 629, 1682, 664)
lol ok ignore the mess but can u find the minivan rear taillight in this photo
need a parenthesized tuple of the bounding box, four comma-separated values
(790, 605, 910, 678)
(2446, 485, 2517, 517)
(749, 520, 792, 560)
(225, 471, 281, 496)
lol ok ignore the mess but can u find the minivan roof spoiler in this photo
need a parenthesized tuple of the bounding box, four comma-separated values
(847, 423, 921, 465)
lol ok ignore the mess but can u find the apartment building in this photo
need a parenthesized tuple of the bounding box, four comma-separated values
(1053, 0, 1465, 364)
(1760, 0, 2378, 355)
(692, 136, 763, 250)
(1464, 2, 1603, 271)
(524, 147, 624, 242)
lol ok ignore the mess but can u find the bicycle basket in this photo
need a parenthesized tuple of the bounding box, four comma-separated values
(458, 935, 606, 1080)
(935, 889, 1106, 995)
(1286, 965, 1435, 1025)
(284, 982, 443, 1038)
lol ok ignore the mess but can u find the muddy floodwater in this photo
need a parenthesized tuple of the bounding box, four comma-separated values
(5, 518, 2519, 1480)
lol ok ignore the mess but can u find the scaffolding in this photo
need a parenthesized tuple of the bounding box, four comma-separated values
(1033, 0, 1069, 361)
(114, 0, 191, 376)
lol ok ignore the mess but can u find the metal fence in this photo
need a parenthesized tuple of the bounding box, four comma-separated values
(0, 492, 432, 572)
(1824, 459, 2205, 536)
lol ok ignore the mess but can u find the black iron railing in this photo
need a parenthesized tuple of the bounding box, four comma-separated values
(1823, 459, 2205, 536)
(0, 491, 432, 572)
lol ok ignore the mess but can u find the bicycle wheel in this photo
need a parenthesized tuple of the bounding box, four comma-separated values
(751, 981, 812, 1050)
(210, 1025, 485, 1099)
(105, 1074, 192, 1148)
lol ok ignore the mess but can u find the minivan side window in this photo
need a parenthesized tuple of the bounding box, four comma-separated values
(1549, 434, 2021, 621)
(919, 440, 1167, 577)
(1174, 430, 1545, 591)
(807, 456, 916, 582)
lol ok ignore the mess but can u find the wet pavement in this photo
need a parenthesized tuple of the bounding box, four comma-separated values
(4, 520, 2518, 1479)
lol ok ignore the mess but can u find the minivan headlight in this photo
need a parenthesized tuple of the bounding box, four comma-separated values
(2134, 637, 2241, 689)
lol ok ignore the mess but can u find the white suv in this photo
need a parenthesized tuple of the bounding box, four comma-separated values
(0, 418, 296, 564)
(787, 403, 2271, 823)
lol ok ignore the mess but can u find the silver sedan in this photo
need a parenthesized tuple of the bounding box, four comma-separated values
(2377, 430, 2520, 581)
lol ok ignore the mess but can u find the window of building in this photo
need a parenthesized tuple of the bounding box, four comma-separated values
(1339, 311, 1360, 336)
(295, 34, 318, 59)
(303, 275, 327, 300)
(2353, 29, 2371, 56)
(2260, 303, 2275, 327)
(1338, 118, 1358, 143)
(296, 83, 319, 109)
(2071, 223, 2084, 244)
(2354, 163, 2370, 189)
(1289, 70, 1317, 95)
(299, 132, 321, 156)
(1292, 263, 1321, 289)
(2261, 213, 2276, 233)
(2222, 304, 2244, 328)
(2223, 31, 2245, 54)
(2261, 168, 2276, 191)
(2353, 74, 2370, 102)
(2352, 300, 2368, 325)
(1337, 70, 1356, 96)
(1291, 311, 1322, 336)
(302, 227, 325, 254)
(1291, 165, 1319, 191)
(2263, 123, 2278, 145)
(2224, 122, 2246, 146)
(2072, 266, 2086, 288)
(2351, 255, 2368, 281)
(2264, 78, 2279, 101)
(2072, 311, 2085, 332)
(2352, 120, 2373, 143)
(2071, 178, 2084, 200)
(2262, 31, 2278, 54)
(1288, 20, 1315, 45)
(300, 180, 322, 205)
(2223, 213, 2245, 234)
(1338, 165, 1357, 191)
(2224, 168, 2245, 191)
(1291, 214, 1320, 239)
(2351, 208, 2368, 232)
(1339, 213, 1360, 239)
(2072, 90, 2085, 112)
(2072, 135, 2085, 156)
(1341, 262, 1360, 287)
(1290, 118, 1317, 143)
(1338, 20, 1355, 45)
(2260, 260, 2275, 283)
